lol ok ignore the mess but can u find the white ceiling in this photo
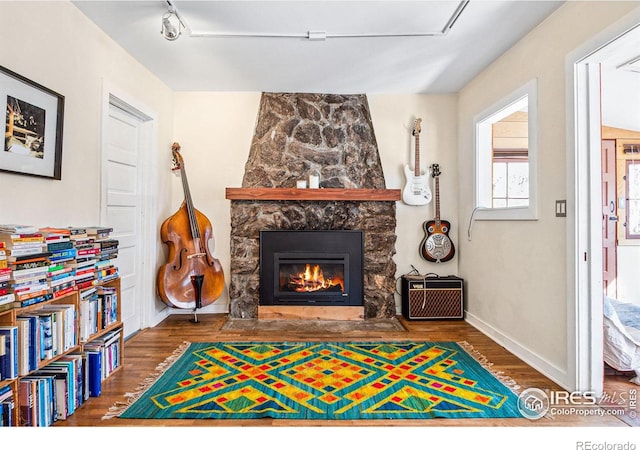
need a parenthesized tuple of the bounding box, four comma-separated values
(72, 0, 564, 94)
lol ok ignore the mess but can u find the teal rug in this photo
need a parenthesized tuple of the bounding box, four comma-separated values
(106, 341, 523, 420)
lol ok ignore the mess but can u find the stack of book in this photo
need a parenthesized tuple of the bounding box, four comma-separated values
(0, 226, 51, 308)
(66, 227, 99, 290)
(39, 227, 76, 300)
(0, 224, 120, 306)
(86, 227, 119, 283)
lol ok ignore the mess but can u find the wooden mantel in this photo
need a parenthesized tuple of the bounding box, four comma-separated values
(225, 187, 401, 201)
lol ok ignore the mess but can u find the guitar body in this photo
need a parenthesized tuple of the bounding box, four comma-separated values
(420, 219, 455, 263)
(420, 163, 455, 263)
(402, 118, 432, 206)
(402, 165, 432, 205)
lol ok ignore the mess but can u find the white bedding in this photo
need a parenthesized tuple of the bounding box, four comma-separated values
(603, 296, 640, 385)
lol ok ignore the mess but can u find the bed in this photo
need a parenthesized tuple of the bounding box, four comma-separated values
(603, 296, 640, 385)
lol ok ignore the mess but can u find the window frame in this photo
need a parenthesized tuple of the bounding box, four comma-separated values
(625, 159, 640, 240)
(473, 79, 538, 221)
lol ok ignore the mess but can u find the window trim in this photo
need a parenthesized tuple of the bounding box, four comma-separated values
(625, 159, 640, 240)
(473, 79, 538, 221)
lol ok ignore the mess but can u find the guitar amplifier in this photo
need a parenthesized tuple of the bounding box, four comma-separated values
(401, 275, 464, 320)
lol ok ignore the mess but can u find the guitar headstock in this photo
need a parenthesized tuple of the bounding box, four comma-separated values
(431, 163, 441, 178)
(412, 118, 422, 136)
(171, 142, 183, 170)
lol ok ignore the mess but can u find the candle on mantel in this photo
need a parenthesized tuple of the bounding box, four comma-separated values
(309, 170, 320, 189)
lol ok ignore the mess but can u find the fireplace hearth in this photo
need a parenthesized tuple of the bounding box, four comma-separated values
(260, 230, 364, 307)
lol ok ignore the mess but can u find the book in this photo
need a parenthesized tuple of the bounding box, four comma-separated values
(10, 259, 49, 271)
(37, 313, 54, 360)
(85, 226, 113, 237)
(0, 293, 15, 307)
(0, 225, 38, 234)
(4, 246, 45, 258)
(18, 293, 53, 308)
(18, 378, 35, 426)
(38, 227, 71, 238)
(0, 326, 18, 380)
(46, 241, 74, 252)
(87, 350, 102, 397)
(16, 318, 31, 376)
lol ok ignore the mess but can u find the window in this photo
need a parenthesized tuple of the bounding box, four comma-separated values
(626, 159, 640, 239)
(474, 80, 538, 220)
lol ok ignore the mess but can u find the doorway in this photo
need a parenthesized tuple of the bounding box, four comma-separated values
(101, 89, 156, 339)
(572, 19, 640, 394)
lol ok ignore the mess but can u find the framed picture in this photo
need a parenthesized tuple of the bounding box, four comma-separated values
(1, 65, 64, 180)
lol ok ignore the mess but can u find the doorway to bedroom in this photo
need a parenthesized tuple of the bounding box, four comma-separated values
(573, 18, 640, 396)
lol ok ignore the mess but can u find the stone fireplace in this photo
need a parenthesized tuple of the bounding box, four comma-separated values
(227, 93, 397, 319)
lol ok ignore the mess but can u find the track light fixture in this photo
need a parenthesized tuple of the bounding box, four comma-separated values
(161, 4, 182, 41)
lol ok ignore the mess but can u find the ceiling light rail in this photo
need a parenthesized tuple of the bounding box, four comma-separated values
(165, 0, 469, 41)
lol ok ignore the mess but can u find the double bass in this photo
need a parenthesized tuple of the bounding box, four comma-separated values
(156, 143, 225, 319)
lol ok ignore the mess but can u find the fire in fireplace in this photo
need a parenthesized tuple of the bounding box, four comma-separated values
(260, 230, 364, 306)
(281, 263, 344, 293)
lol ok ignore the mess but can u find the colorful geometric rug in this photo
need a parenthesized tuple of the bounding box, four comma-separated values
(105, 341, 523, 420)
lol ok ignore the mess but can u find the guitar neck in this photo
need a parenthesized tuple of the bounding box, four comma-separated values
(414, 133, 420, 176)
(434, 176, 440, 224)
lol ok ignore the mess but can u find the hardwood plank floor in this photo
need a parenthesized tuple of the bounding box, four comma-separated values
(46, 313, 637, 429)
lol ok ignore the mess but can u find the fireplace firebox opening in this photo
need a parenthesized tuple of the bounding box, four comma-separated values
(260, 230, 364, 307)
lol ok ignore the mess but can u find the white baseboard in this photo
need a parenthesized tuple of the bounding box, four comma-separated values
(465, 311, 569, 391)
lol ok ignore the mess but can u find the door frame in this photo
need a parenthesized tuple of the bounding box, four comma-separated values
(567, 12, 640, 394)
(100, 80, 158, 336)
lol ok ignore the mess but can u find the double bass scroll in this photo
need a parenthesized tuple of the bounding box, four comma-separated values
(156, 143, 225, 319)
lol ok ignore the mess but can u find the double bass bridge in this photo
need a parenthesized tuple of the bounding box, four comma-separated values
(187, 252, 207, 260)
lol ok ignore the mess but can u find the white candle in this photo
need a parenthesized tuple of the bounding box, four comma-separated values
(309, 174, 320, 189)
(296, 180, 307, 188)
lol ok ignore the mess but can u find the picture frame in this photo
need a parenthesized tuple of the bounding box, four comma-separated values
(1, 65, 64, 180)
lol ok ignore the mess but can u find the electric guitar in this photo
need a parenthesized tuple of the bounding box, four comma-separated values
(402, 118, 432, 206)
(420, 164, 455, 263)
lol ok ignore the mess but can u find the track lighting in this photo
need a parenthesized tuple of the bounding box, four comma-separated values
(161, 5, 182, 41)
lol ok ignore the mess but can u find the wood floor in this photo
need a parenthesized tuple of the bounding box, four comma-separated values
(53, 314, 635, 428)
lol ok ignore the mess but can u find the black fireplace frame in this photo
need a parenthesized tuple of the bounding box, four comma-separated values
(259, 230, 364, 306)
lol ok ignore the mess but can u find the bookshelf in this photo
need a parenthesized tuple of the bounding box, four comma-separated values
(0, 278, 122, 426)
(0, 225, 122, 426)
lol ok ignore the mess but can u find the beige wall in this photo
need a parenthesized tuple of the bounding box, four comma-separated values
(0, 1, 175, 324)
(457, 1, 639, 386)
(172, 93, 459, 313)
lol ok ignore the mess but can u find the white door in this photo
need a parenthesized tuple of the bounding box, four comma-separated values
(103, 102, 147, 338)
